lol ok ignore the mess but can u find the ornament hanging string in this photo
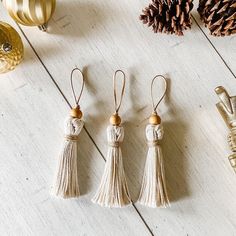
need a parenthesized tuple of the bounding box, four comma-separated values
(113, 70, 126, 115)
(70, 67, 85, 108)
(151, 75, 167, 113)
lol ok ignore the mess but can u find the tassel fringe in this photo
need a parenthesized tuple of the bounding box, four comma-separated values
(92, 125, 131, 207)
(53, 117, 84, 199)
(138, 124, 169, 208)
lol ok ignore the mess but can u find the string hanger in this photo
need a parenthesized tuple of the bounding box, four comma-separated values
(151, 75, 167, 114)
(109, 70, 126, 126)
(70, 67, 85, 119)
(113, 70, 126, 115)
(70, 67, 85, 108)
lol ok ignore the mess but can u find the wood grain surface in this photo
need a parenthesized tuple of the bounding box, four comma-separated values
(0, 1, 236, 235)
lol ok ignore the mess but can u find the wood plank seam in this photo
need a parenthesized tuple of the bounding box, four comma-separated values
(191, 14, 236, 79)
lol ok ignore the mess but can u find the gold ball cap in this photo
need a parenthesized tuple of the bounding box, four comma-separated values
(109, 113, 121, 125)
(149, 113, 161, 125)
(70, 106, 83, 119)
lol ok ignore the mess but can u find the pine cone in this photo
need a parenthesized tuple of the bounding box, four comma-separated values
(198, 0, 236, 36)
(140, 0, 194, 36)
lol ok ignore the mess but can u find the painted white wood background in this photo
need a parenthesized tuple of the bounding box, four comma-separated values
(0, 0, 236, 235)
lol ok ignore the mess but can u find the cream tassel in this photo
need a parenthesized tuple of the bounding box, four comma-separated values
(53, 117, 84, 198)
(138, 123, 169, 207)
(92, 124, 131, 207)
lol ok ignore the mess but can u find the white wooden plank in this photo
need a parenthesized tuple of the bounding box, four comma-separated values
(16, 0, 236, 235)
(192, 8, 236, 76)
(0, 8, 152, 236)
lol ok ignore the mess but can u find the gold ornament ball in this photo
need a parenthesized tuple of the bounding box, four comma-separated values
(3, 0, 56, 31)
(149, 113, 161, 125)
(70, 107, 83, 119)
(110, 113, 121, 125)
(0, 21, 24, 74)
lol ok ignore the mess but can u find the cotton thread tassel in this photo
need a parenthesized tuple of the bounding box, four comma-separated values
(138, 75, 169, 207)
(92, 114, 131, 207)
(138, 121, 169, 207)
(53, 107, 84, 198)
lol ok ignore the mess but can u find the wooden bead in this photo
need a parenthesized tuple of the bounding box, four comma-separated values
(70, 106, 83, 119)
(149, 113, 161, 125)
(109, 113, 121, 125)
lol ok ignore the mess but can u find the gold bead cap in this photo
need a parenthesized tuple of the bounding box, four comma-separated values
(149, 112, 161, 125)
(70, 106, 83, 119)
(110, 113, 121, 125)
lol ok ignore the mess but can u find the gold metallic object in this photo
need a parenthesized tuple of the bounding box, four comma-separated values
(215, 86, 236, 173)
(3, 0, 56, 31)
(0, 21, 24, 74)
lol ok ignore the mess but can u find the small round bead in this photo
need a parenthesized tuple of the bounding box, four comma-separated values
(109, 113, 121, 125)
(70, 107, 83, 119)
(149, 113, 161, 125)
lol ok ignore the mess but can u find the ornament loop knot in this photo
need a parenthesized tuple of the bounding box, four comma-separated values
(108, 141, 120, 148)
(65, 135, 79, 142)
(147, 140, 160, 147)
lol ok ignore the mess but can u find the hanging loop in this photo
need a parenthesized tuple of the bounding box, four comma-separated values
(70, 67, 85, 107)
(113, 70, 126, 114)
(151, 75, 167, 113)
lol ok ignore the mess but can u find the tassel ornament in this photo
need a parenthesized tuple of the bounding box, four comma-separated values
(53, 68, 85, 198)
(92, 70, 131, 207)
(138, 75, 170, 208)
